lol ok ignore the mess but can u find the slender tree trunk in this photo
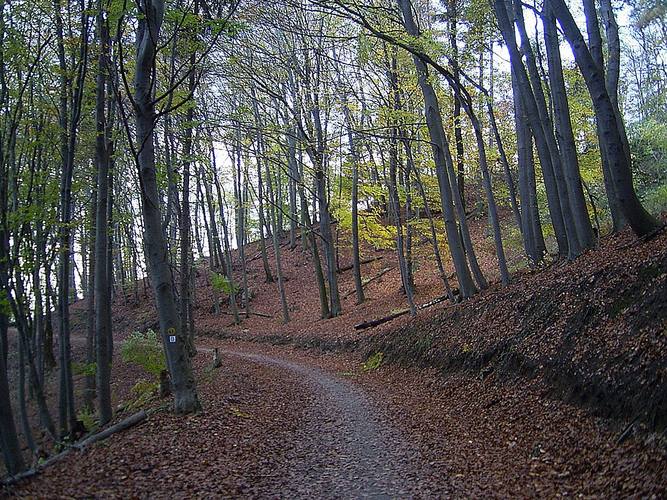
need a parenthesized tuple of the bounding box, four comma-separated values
(341, 96, 365, 304)
(550, 0, 659, 237)
(265, 155, 290, 323)
(398, 0, 477, 298)
(447, 0, 466, 208)
(54, 0, 83, 436)
(94, 3, 112, 425)
(85, 188, 96, 412)
(18, 335, 36, 456)
(254, 141, 274, 284)
(544, 5, 595, 250)
(0, 215, 24, 473)
(514, 75, 546, 263)
(311, 105, 342, 316)
(212, 154, 240, 326)
(388, 55, 416, 314)
(486, 100, 521, 230)
(408, 140, 456, 301)
(512, 0, 581, 258)
(0, 329, 24, 475)
(134, 0, 200, 413)
(494, 0, 569, 257)
(180, 50, 196, 356)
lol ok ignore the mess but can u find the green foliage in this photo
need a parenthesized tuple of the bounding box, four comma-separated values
(126, 379, 160, 411)
(72, 361, 97, 377)
(121, 329, 166, 377)
(630, 119, 667, 214)
(211, 272, 240, 295)
(362, 352, 384, 372)
(643, 184, 667, 214)
(77, 407, 98, 433)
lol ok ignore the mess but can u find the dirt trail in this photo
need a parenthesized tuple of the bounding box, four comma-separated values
(7, 342, 444, 498)
(217, 348, 436, 498)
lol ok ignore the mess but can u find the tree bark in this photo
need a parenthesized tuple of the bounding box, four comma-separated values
(544, 4, 595, 251)
(398, 0, 477, 298)
(550, 0, 659, 237)
(94, 2, 112, 425)
(134, 0, 200, 413)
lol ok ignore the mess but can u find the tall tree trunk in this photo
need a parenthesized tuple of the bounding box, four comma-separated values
(54, 0, 84, 436)
(341, 95, 365, 304)
(94, 3, 112, 425)
(398, 0, 477, 298)
(447, 0, 466, 208)
(513, 74, 546, 264)
(265, 155, 290, 323)
(544, 4, 595, 251)
(512, 0, 582, 258)
(18, 334, 36, 456)
(407, 140, 456, 301)
(0, 220, 24, 474)
(494, 0, 569, 257)
(212, 154, 241, 326)
(388, 55, 416, 314)
(201, 164, 224, 272)
(180, 46, 196, 356)
(85, 188, 96, 412)
(550, 0, 659, 237)
(311, 104, 342, 316)
(134, 0, 200, 413)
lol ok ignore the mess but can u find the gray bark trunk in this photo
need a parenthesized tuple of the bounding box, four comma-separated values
(134, 0, 200, 413)
(550, 0, 659, 237)
(94, 3, 112, 425)
(544, 5, 595, 251)
(398, 0, 477, 298)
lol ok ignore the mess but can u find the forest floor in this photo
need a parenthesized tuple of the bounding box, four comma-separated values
(3, 213, 667, 497)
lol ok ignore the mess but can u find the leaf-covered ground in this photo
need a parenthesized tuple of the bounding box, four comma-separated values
(5, 340, 666, 497)
(3, 216, 667, 496)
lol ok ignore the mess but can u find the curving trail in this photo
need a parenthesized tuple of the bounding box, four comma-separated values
(218, 349, 435, 498)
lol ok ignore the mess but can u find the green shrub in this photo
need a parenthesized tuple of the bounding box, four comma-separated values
(121, 329, 166, 377)
(211, 272, 239, 295)
(77, 407, 98, 432)
(362, 352, 384, 372)
(642, 184, 667, 215)
(72, 361, 97, 377)
(125, 379, 160, 411)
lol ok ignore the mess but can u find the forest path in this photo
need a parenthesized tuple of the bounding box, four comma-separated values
(209, 346, 434, 498)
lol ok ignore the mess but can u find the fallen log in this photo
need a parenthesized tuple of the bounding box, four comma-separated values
(343, 267, 392, 299)
(221, 310, 272, 319)
(354, 295, 449, 330)
(3, 410, 147, 486)
(74, 410, 147, 451)
(336, 255, 384, 273)
(354, 308, 410, 330)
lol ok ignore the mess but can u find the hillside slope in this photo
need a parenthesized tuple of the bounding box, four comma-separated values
(108, 217, 667, 433)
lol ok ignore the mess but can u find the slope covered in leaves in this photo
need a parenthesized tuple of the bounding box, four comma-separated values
(367, 224, 667, 432)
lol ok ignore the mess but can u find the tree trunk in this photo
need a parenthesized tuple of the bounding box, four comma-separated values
(494, 0, 569, 257)
(388, 54, 416, 314)
(134, 0, 200, 413)
(94, 3, 112, 425)
(550, 0, 659, 237)
(341, 96, 365, 304)
(513, 73, 546, 264)
(512, 0, 582, 258)
(0, 327, 24, 475)
(544, 4, 595, 251)
(398, 0, 477, 298)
